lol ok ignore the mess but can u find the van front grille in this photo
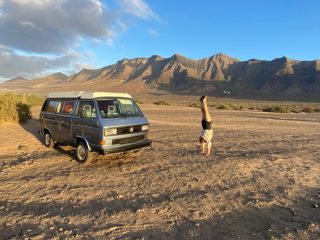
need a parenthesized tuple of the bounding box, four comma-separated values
(117, 125, 141, 135)
(112, 135, 144, 145)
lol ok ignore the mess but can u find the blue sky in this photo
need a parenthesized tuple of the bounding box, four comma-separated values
(0, 0, 319, 80)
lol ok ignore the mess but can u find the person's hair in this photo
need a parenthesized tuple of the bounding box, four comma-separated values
(199, 137, 206, 143)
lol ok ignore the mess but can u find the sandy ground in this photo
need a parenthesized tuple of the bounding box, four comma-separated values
(0, 104, 320, 239)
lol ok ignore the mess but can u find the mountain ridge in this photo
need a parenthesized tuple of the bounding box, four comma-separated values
(1, 53, 319, 101)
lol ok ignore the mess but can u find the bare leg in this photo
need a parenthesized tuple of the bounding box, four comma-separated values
(201, 96, 212, 122)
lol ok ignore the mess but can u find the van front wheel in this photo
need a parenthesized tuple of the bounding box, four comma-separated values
(76, 142, 93, 163)
(44, 132, 54, 148)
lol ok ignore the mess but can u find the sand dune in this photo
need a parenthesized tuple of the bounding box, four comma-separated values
(0, 105, 320, 239)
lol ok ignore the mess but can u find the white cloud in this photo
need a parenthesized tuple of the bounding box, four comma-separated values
(0, 0, 116, 53)
(0, 46, 81, 79)
(118, 0, 159, 21)
(0, 0, 160, 79)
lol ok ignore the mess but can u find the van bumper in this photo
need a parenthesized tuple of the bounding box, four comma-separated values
(98, 139, 152, 155)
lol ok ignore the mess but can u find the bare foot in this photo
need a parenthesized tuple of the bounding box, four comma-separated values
(200, 95, 207, 102)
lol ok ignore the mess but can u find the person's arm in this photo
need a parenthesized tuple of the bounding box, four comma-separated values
(201, 142, 205, 154)
(207, 141, 211, 155)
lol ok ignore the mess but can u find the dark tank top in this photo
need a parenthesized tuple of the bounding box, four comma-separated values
(202, 120, 212, 130)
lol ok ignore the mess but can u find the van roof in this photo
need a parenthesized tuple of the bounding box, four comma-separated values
(47, 91, 132, 99)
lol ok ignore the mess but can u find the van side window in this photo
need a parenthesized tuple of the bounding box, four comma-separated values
(41, 100, 48, 111)
(59, 101, 75, 114)
(77, 101, 96, 118)
(45, 100, 59, 113)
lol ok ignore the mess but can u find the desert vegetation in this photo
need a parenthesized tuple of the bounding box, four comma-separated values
(189, 100, 320, 113)
(0, 92, 44, 124)
(153, 100, 170, 106)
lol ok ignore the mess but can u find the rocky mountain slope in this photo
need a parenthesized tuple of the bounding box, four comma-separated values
(1, 54, 319, 101)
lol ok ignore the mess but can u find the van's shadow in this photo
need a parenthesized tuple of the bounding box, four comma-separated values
(18, 118, 79, 162)
(19, 118, 42, 143)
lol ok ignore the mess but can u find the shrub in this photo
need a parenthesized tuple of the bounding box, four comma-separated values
(229, 104, 243, 110)
(16, 103, 32, 123)
(216, 104, 230, 110)
(135, 100, 144, 104)
(302, 107, 314, 113)
(189, 102, 201, 108)
(153, 100, 170, 106)
(262, 106, 290, 113)
(0, 98, 19, 123)
(0, 92, 39, 124)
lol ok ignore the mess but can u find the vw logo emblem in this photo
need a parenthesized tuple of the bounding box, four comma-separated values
(129, 127, 134, 133)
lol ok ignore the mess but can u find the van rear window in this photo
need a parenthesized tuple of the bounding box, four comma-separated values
(45, 100, 58, 113)
(59, 101, 75, 114)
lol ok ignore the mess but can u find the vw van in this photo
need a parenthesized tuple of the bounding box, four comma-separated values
(39, 92, 151, 162)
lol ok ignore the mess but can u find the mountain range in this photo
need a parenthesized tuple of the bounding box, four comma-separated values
(1, 53, 319, 101)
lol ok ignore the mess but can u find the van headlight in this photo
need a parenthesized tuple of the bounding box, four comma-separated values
(141, 125, 149, 131)
(104, 128, 118, 136)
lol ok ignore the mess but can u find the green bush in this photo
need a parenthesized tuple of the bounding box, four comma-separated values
(189, 102, 201, 108)
(216, 104, 230, 110)
(302, 107, 314, 113)
(16, 103, 32, 123)
(262, 106, 290, 113)
(153, 100, 170, 106)
(0, 92, 40, 124)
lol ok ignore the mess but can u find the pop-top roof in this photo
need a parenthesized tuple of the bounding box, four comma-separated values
(47, 91, 132, 99)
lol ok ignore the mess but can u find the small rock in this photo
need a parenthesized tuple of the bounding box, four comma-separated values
(312, 203, 319, 208)
(18, 144, 29, 151)
(59, 228, 64, 232)
(49, 226, 54, 230)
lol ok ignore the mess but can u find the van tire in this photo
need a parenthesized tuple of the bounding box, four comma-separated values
(76, 141, 93, 163)
(44, 132, 55, 148)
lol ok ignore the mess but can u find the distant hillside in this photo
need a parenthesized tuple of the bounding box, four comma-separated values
(1, 54, 319, 101)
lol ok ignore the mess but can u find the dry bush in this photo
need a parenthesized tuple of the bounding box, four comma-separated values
(153, 100, 170, 106)
(135, 99, 144, 104)
(0, 92, 42, 124)
(216, 104, 230, 110)
(189, 102, 201, 108)
(262, 106, 290, 113)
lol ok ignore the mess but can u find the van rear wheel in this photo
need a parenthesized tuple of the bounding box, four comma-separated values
(44, 132, 54, 148)
(76, 142, 93, 163)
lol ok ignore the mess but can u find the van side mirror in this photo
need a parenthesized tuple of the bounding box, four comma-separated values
(80, 110, 88, 118)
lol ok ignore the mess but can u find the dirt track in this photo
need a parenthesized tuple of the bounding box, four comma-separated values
(1, 105, 320, 239)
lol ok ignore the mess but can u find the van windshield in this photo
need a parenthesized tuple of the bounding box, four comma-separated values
(97, 98, 143, 118)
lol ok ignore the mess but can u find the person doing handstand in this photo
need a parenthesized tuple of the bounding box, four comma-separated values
(199, 95, 213, 155)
